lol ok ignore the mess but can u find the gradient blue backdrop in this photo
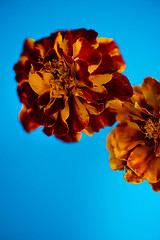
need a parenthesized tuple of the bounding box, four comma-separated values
(1, 0, 160, 239)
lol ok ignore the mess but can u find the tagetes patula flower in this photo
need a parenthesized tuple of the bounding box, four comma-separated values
(14, 28, 131, 142)
(107, 77, 160, 192)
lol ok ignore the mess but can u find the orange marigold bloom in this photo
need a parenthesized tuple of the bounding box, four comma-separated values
(107, 77, 160, 192)
(14, 28, 132, 142)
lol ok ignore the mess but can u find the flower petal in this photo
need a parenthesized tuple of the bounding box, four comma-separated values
(91, 54, 116, 75)
(17, 81, 38, 108)
(68, 96, 89, 132)
(75, 59, 93, 87)
(57, 42, 74, 64)
(29, 108, 56, 126)
(14, 56, 28, 72)
(19, 105, 40, 133)
(59, 29, 98, 57)
(107, 130, 126, 170)
(22, 38, 35, 56)
(87, 108, 116, 132)
(69, 28, 98, 47)
(53, 112, 69, 136)
(89, 73, 112, 87)
(29, 71, 51, 95)
(56, 131, 82, 143)
(60, 100, 70, 121)
(128, 145, 160, 183)
(150, 181, 160, 192)
(113, 122, 145, 154)
(44, 48, 58, 63)
(73, 37, 101, 73)
(97, 37, 123, 56)
(87, 86, 107, 100)
(44, 97, 65, 116)
(43, 126, 54, 136)
(37, 91, 50, 105)
(35, 32, 58, 51)
(105, 72, 133, 101)
(97, 37, 126, 72)
(142, 77, 160, 111)
(124, 169, 144, 184)
(82, 101, 104, 115)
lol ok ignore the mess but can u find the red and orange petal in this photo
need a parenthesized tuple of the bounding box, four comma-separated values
(86, 108, 116, 133)
(105, 72, 133, 101)
(123, 169, 144, 184)
(67, 96, 90, 133)
(74, 59, 93, 87)
(97, 38, 126, 72)
(56, 132, 82, 143)
(127, 145, 160, 184)
(107, 129, 127, 171)
(141, 77, 160, 112)
(73, 37, 101, 67)
(150, 181, 160, 192)
(19, 106, 40, 133)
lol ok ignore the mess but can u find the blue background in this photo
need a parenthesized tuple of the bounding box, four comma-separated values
(1, 0, 160, 239)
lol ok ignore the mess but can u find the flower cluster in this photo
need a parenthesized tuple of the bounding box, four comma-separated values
(14, 28, 160, 192)
(14, 28, 132, 142)
(107, 77, 160, 192)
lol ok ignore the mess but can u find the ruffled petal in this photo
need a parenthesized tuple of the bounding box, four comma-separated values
(89, 73, 112, 87)
(29, 108, 56, 126)
(56, 131, 82, 143)
(53, 112, 69, 136)
(29, 71, 51, 95)
(82, 101, 104, 115)
(66, 29, 98, 48)
(107, 130, 126, 170)
(97, 37, 126, 72)
(59, 29, 98, 58)
(142, 77, 160, 112)
(113, 122, 145, 153)
(22, 38, 35, 56)
(97, 37, 120, 57)
(44, 97, 65, 116)
(68, 96, 89, 132)
(105, 72, 133, 101)
(73, 37, 101, 73)
(124, 169, 144, 184)
(60, 100, 70, 121)
(72, 87, 93, 101)
(87, 86, 107, 100)
(128, 145, 160, 183)
(35, 32, 58, 51)
(17, 81, 38, 108)
(91, 54, 116, 75)
(37, 91, 50, 105)
(28, 47, 44, 63)
(75, 59, 93, 87)
(44, 48, 58, 63)
(87, 108, 116, 132)
(150, 181, 160, 192)
(57, 42, 74, 65)
(14, 56, 29, 73)
(19, 105, 40, 132)
(43, 126, 54, 136)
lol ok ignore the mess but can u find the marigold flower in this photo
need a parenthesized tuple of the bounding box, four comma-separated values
(107, 77, 160, 192)
(14, 28, 131, 142)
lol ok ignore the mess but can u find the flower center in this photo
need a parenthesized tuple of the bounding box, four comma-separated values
(44, 60, 75, 94)
(144, 118, 159, 140)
